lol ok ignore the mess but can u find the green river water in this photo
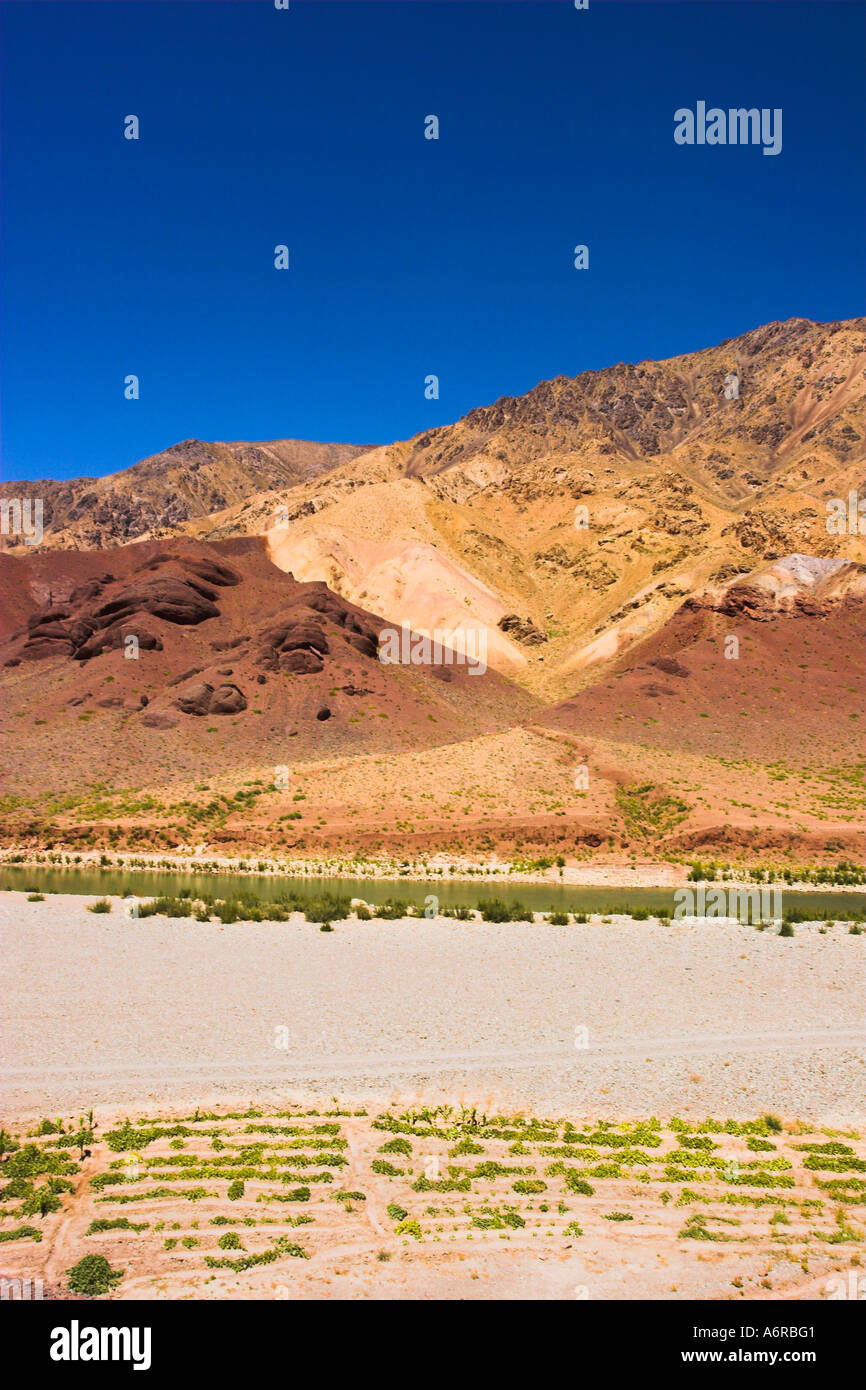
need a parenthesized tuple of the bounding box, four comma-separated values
(2, 866, 863, 919)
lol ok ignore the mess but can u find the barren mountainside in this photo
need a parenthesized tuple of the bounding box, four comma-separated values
(0, 437, 373, 551)
(1, 317, 863, 862)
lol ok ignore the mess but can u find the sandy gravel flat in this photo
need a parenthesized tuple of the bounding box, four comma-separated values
(1, 893, 863, 1123)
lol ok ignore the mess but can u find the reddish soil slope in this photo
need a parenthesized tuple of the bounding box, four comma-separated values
(539, 562, 866, 765)
(0, 536, 535, 796)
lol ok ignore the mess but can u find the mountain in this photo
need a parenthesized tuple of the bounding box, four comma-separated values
(0, 437, 374, 552)
(252, 316, 865, 699)
(1, 317, 863, 863)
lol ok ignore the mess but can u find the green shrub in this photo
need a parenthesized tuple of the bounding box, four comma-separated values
(395, 1218, 422, 1239)
(372, 1159, 402, 1176)
(21, 1186, 63, 1219)
(477, 898, 527, 922)
(67, 1254, 123, 1295)
(227, 1179, 245, 1200)
(386, 1203, 408, 1222)
(376, 898, 409, 920)
(88, 899, 112, 914)
(0, 1225, 42, 1243)
(86, 1217, 148, 1235)
(378, 1138, 412, 1157)
(217, 1231, 244, 1250)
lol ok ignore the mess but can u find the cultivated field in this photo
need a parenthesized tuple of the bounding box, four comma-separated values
(1, 1103, 863, 1300)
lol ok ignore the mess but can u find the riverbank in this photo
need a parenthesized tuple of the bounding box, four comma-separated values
(2, 845, 863, 894)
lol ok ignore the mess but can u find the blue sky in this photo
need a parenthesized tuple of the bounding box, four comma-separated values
(1, 0, 864, 481)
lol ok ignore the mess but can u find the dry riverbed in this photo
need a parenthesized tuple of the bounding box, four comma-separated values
(2, 893, 863, 1125)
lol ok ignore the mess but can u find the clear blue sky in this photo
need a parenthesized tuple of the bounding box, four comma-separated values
(2, 0, 864, 482)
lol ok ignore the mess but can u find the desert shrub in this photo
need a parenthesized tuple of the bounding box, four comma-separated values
(205, 1237, 307, 1270)
(376, 898, 409, 920)
(4, 1144, 77, 1179)
(33, 1119, 62, 1136)
(138, 896, 193, 919)
(58, 1126, 93, 1151)
(379, 1138, 412, 1157)
(1, 1176, 34, 1200)
(88, 899, 112, 914)
(564, 1221, 583, 1237)
(477, 898, 527, 922)
(372, 1159, 402, 1177)
(450, 1138, 484, 1156)
(217, 1231, 244, 1250)
(386, 1203, 408, 1222)
(104, 1121, 193, 1151)
(472, 1209, 524, 1230)
(86, 1217, 148, 1235)
(679, 1214, 725, 1241)
(227, 1179, 245, 1200)
(803, 1153, 866, 1174)
(563, 1170, 595, 1195)
(67, 1254, 123, 1295)
(603, 1211, 634, 1221)
(0, 1225, 42, 1243)
(355, 904, 372, 920)
(512, 1179, 546, 1194)
(547, 911, 570, 925)
(26, 893, 45, 902)
(395, 1218, 422, 1239)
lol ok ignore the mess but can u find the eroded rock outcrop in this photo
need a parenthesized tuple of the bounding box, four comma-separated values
(14, 556, 240, 662)
(174, 681, 248, 716)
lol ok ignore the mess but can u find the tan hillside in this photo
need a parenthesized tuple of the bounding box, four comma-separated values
(230, 316, 866, 699)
